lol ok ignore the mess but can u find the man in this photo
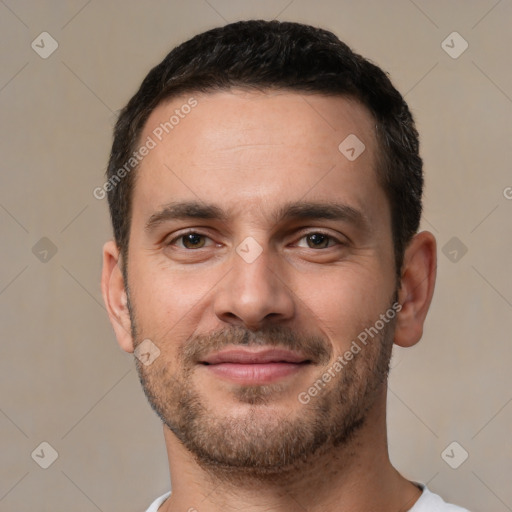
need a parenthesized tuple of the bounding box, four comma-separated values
(100, 20, 470, 512)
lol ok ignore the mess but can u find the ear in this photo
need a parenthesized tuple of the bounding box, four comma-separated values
(101, 240, 134, 353)
(394, 231, 437, 348)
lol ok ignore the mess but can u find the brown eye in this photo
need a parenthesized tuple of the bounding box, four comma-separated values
(296, 232, 341, 249)
(181, 233, 206, 249)
(306, 233, 330, 249)
(168, 232, 212, 249)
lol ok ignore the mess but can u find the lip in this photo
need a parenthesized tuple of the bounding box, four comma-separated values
(199, 348, 311, 385)
(201, 348, 310, 365)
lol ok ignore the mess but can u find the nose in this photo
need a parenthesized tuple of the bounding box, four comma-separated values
(213, 242, 296, 330)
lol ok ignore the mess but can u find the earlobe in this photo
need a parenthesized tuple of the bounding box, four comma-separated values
(394, 231, 437, 348)
(101, 240, 134, 353)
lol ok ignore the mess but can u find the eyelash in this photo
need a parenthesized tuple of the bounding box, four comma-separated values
(167, 230, 345, 250)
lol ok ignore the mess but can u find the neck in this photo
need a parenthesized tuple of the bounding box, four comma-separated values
(160, 388, 421, 512)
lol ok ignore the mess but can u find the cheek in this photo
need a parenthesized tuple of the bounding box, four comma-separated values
(295, 266, 392, 346)
(128, 261, 216, 339)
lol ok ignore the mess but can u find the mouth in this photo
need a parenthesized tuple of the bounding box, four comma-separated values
(199, 348, 312, 385)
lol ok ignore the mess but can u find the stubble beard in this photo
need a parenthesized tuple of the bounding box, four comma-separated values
(128, 292, 396, 481)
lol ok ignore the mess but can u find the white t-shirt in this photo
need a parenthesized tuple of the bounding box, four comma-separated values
(144, 483, 470, 511)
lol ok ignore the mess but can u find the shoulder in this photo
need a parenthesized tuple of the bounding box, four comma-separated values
(144, 491, 172, 512)
(409, 483, 471, 512)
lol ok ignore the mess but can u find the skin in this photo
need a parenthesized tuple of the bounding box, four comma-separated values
(101, 90, 437, 512)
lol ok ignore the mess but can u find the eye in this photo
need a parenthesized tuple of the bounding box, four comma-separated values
(295, 232, 343, 249)
(168, 231, 213, 249)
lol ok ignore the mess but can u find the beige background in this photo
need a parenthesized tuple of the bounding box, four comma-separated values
(1, 1, 511, 511)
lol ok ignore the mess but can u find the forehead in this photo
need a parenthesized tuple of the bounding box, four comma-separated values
(141, 89, 377, 164)
(132, 89, 387, 230)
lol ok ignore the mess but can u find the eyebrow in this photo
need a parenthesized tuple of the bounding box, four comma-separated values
(145, 201, 228, 232)
(144, 200, 370, 233)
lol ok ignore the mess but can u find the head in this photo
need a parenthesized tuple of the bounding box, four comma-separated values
(106, 20, 423, 286)
(101, 20, 436, 478)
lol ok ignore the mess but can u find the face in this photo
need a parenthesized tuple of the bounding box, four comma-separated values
(124, 90, 398, 475)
